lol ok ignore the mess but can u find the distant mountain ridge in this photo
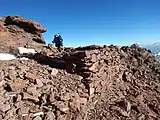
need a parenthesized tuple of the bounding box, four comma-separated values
(144, 42, 160, 61)
(144, 42, 160, 53)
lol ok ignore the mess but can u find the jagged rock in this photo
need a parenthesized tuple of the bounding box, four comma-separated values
(70, 97, 88, 105)
(16, 94, 22, 102)
(0, 16, 47, 54)
(0, 80, 6, 87)
(36, 79, 43, 88)
(33, 116, 42, 120)
(32, 33, 45, 44)
(25, 72, 37, 82)
(0, 103, 10, 112)
(89, 87, 95, 96)
(33, 112, 44, 117)
(0, 22, 7, 32)
(44, 111, 56, 120)
(22, 92, 39, 102)
(17, 107, 30, 115)
(51, 68, 58, 76)
(27, 86, 39, 96)
(53, 101, 69, 113)
(5, 16, 46, 33)
(88, 62, 99, 72)
(22, 116, 32, 120)
(10, 79, 26, 92)
(91, 54, 97, 62)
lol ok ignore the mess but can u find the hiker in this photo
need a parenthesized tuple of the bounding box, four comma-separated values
(52, 33, 63, 52)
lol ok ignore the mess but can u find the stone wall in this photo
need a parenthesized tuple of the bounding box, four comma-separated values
(63, 45, 122, 95)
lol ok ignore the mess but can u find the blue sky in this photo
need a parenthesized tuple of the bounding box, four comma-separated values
(1, 0, 160, 47)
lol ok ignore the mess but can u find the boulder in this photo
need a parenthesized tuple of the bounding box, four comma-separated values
(5, 16, 46, 33)
(0, 22, 7, 32)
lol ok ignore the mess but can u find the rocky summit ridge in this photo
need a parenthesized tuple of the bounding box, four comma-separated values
(0, 16, 160, 120)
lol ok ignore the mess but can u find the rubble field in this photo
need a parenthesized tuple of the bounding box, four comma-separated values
(0, 16, 160, 120)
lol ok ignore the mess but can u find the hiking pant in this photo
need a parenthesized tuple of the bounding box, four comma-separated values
(55, 44, 61, 52)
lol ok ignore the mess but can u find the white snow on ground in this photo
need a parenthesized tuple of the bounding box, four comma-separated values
(18, 57, 29, 60)
(0, 53, 16, 60)
(18, 47, 37, 54)
(0, 53, 29, 61)
(155, 52, 160, 56)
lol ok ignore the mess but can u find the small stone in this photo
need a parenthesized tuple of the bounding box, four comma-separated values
(61, 92, 70, 101)
(33, 112, 44, 117)
(3, 107, 15, 120)
(112, 106, 129, 117)
(69, 100, 80, 111)
(89, 87, 95, 96)
(60, 107, 69, 113)
(53, 101, 69, 113)
(8, 74, 17, 80)
(29, 105, 40, 113)
(16, 94, 22, 101)
(120, 110, 129, 117)
(71, 97, 88, 105)
(95, 82, 102, 93)
(0, 103, 10, 112)
(127, 101, 131, 112)
(11, 79, 26, 91)
(138, 114, 145, 120)
(21, 107, 30, 114)
(27, 86, 39, 96)
(44, 111, 56, 120)
(0, 115, 3, 120)
(49, 92, 55, 103)
(91, 54, 97, 62)
(8, 66, 15, 70)
(43, 69, 49, 74)
(51, 68, 58, 76)
(33, 116, 42, 120)
(79, 98, 88, 105)
(0, 95, 5, 103)
(17, 107, 30, 116)
(22, 92, 39, 102)
(36, 79, 43, 88)
(15, 101, 24, 109)
(25, 72, 37, 82)
(88, 62, 99, 72)
(77, 76, 83, 81)
(0, 80, 6, 87)
(22, 116, 32, 120)
(89, 64, 96, 72)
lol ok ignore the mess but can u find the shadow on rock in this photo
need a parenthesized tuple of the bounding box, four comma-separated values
(32, 53, 66, 70)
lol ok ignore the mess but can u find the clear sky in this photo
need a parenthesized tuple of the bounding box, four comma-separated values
(1, 0, 160, 47)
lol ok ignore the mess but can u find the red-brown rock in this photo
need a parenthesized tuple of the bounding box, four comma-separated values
(5, 16, 46, 33)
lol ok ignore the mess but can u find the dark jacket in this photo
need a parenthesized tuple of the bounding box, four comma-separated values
(53, 35, 63, 47)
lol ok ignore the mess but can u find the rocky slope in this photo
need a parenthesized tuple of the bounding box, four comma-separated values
(0, 16, 160, 120)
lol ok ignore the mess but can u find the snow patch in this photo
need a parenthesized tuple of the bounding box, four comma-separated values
(155, 52, 160, 56)
(0, 53, 29, 61)
(18, 47, 37, 54)
(0, 53, 16, 60)
(18, 57, 29, 60)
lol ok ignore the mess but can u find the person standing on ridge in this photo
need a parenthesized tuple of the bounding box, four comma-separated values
(52, 33, 63, 52)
